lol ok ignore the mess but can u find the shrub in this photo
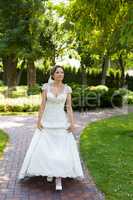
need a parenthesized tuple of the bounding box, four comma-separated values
(101, 88, 128, 108)
(127, 91, 133, 104)
(0, 84, 132, 113)
(0, 80, 4, 86)
(88, 85, 109, 93)
(27, 84, 41, 95)
(71, 84, 128, 110)
(0, 104, 5, 112)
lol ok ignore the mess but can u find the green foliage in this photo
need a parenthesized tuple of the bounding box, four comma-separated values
(120, 1, 133, 48)
(27, 84, 41, 95)
(0, 80, 4, 86)
(3, 86, 27, 98)
(101, 88, 124, 108)
(0, 0, 132, 90)
(114, 88, 128, 96)
(126, 75, 133, 91)
(0, 103, 39, 112)
(0, 84, 133, 113)
(88, 85, 109, 93)
(0, 0, 47, 61)
(62, 0, 132, 82)
(127, 90, 133, 104)
(70, 84, 128, 110)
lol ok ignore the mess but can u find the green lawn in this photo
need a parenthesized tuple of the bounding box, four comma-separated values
(0, 111, 38, 116)
(0, 129, 9, 159)
(80, 113, 133, 200)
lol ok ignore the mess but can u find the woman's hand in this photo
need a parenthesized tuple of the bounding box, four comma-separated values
(37, 121, 43, 130)
(67, 124, 75, 133)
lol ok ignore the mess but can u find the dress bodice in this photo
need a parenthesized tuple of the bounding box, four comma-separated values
(40, 83, 72, 129)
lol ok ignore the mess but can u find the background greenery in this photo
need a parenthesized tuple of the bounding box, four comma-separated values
(0, 0, 132, 91)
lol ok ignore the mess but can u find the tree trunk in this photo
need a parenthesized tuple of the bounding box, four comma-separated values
(52, 48, 56, 66)
(81, 65, 87, 112)
(2, 58, 7, 84)
(81, 65, 87, 85)
(27, 60, 36, 87)
(2, 54, 18, 90)
(119, 54, 125, 87)
(101, 54, 110, 85)
(16, 59, 26, 86)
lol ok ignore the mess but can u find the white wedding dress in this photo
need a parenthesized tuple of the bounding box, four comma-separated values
(18, 83, 84, 180)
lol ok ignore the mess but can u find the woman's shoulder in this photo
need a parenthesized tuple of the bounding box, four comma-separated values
(65, 84, 72, 93)
(41, 83, 48, 90)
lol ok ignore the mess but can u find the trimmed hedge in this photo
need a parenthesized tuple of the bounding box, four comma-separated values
(69, 83, 128, 110)
(0, 85, 132, 112)
(0, 67, 132, 90)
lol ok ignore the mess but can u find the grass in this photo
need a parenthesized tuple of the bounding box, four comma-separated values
(0, 111, 38, 116)
(0, 129, 9, 159)
(80, 112, 133, 200)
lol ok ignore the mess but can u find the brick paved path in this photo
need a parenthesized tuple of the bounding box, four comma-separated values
(0, 106, 129, 200)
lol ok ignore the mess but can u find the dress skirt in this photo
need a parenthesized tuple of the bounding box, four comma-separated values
(18, 127, 84, 180)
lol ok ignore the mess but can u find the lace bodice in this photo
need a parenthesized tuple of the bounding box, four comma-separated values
(40, 83, 72, 128)
(42, 83, 72, 95)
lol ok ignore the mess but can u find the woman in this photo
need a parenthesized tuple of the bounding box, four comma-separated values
(18, 65, 84, 190)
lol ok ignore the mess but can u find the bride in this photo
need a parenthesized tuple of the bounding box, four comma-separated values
(18, 65, 84, 191)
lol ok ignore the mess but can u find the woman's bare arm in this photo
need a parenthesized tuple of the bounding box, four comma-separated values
(66, 93, 75, 132)
(37, 90, 47, 128)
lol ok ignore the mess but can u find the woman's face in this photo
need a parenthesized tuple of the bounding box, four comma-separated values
(53, 67, 64, 81)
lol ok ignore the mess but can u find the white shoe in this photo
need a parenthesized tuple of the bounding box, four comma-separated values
(46, 176, 53, 182)
(55, 177, 62, 191)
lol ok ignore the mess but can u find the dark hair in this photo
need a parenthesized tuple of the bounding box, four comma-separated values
(50, 65, 64, 80)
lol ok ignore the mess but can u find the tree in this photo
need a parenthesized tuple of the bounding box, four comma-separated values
(0, 0, 47, 89)
(62, 0, 132, 85)
(40, 1, 74, 67)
